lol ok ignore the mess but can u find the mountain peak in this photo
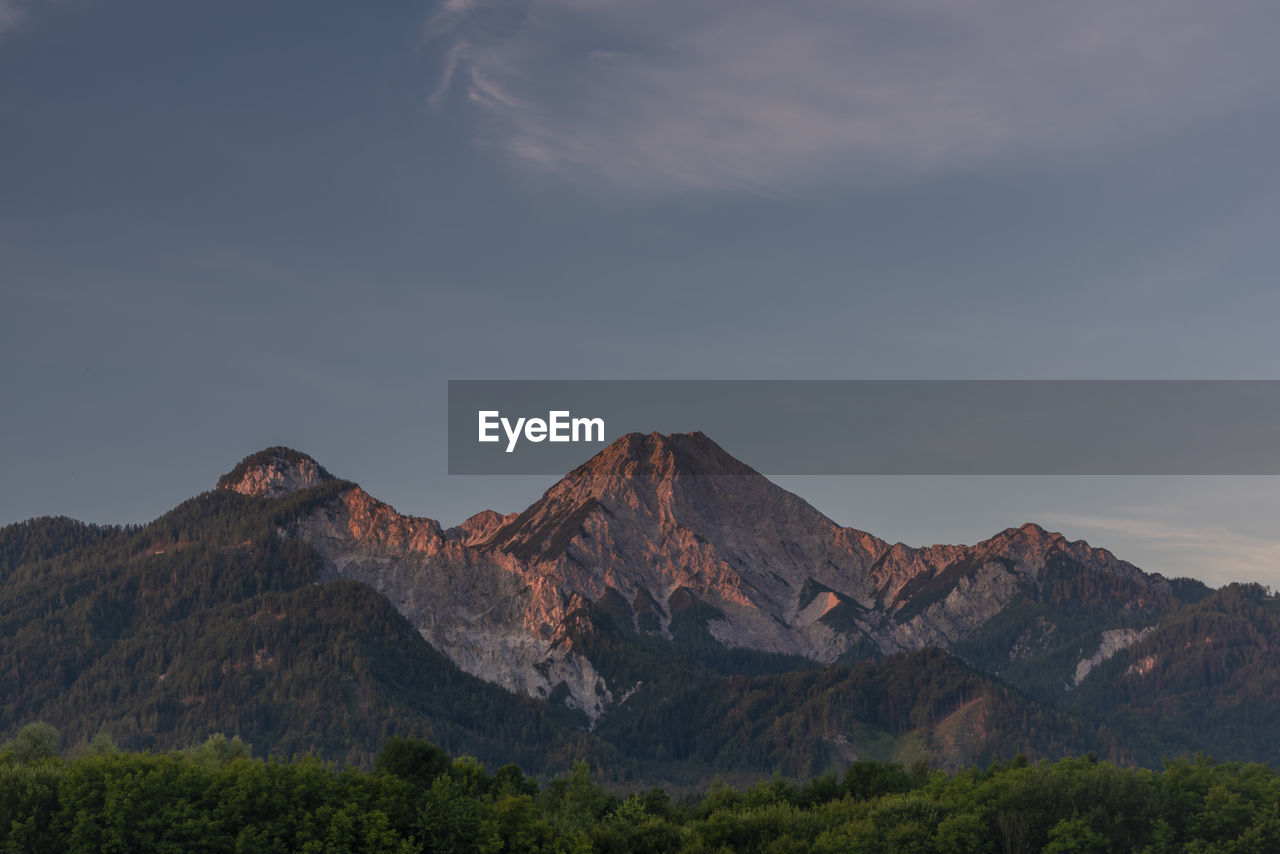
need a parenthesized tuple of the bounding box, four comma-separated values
(978, 521, 1067, 556)
(570, 431, 758, 483)
(217, 447, 336, 499)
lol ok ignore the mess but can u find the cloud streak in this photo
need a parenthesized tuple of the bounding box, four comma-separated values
(0, 0, 25, 36)
(429, 0, 1280, 192)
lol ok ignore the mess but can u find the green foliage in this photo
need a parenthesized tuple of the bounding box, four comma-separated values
(845, 760, 914, 801)
(82, 731, 120, 758)
(187, 733, 253, 767)
(376, 737, 452, 790)
(419, 772, 501, 853)
(9, 722, 61, 763)
(0, 761, 62, 851)
(1044, 816, 1110, 853)
(0, 736, 1279, 854)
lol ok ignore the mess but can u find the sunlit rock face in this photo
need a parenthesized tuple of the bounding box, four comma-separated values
(217, 447, 335, 499)
(219, 434, 1174, 719)
(476, 431, 890, 662)
(272, 483, 608, 719)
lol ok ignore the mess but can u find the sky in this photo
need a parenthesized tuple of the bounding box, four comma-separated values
(3, 0, 1280, 587)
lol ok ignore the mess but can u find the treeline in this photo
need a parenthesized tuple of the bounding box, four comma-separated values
(4, 727, 1280, 853)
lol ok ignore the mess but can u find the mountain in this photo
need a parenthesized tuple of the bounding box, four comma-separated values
(265, 432, 1192, 720)
(0, 485, 1103, 781)
(3, 431, 1274, 779)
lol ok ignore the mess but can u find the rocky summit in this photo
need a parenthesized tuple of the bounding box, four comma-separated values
(223, 432, 1183, 718)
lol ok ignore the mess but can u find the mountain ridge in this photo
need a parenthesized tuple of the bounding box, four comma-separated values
(217, 433, 1187, 719)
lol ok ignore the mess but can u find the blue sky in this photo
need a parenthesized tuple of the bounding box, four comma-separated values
(3, 0, 1280, 586)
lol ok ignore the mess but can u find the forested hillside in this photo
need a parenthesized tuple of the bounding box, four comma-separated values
(0, 487, 593, 771)
(1075, 582, 1280, 764)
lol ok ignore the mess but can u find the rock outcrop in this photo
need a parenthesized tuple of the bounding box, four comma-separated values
(217, 447, 335, 499)
(1073, 626, 1155, 686)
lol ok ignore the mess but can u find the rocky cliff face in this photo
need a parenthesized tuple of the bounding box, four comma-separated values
(217, 435, 1177, 718)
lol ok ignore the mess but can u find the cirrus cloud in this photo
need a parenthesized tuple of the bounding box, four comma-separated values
(1041, 511, 1280, 589)
(428, 0, 1280, 192)
(0, 0, 26, 36)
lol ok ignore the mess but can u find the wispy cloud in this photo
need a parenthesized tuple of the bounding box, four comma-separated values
(0, 0, 64, 39)
(0, 0, 26, 36)
(427, 0, 1279, 192)
(1041, 511, 1280, 589)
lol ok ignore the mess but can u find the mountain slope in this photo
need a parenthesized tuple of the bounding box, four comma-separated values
(1074, 582, 1280, 763)
(270, 432, 1186, 718)
(0, 485, 594, 770)
(554, 600, 1126, 779)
